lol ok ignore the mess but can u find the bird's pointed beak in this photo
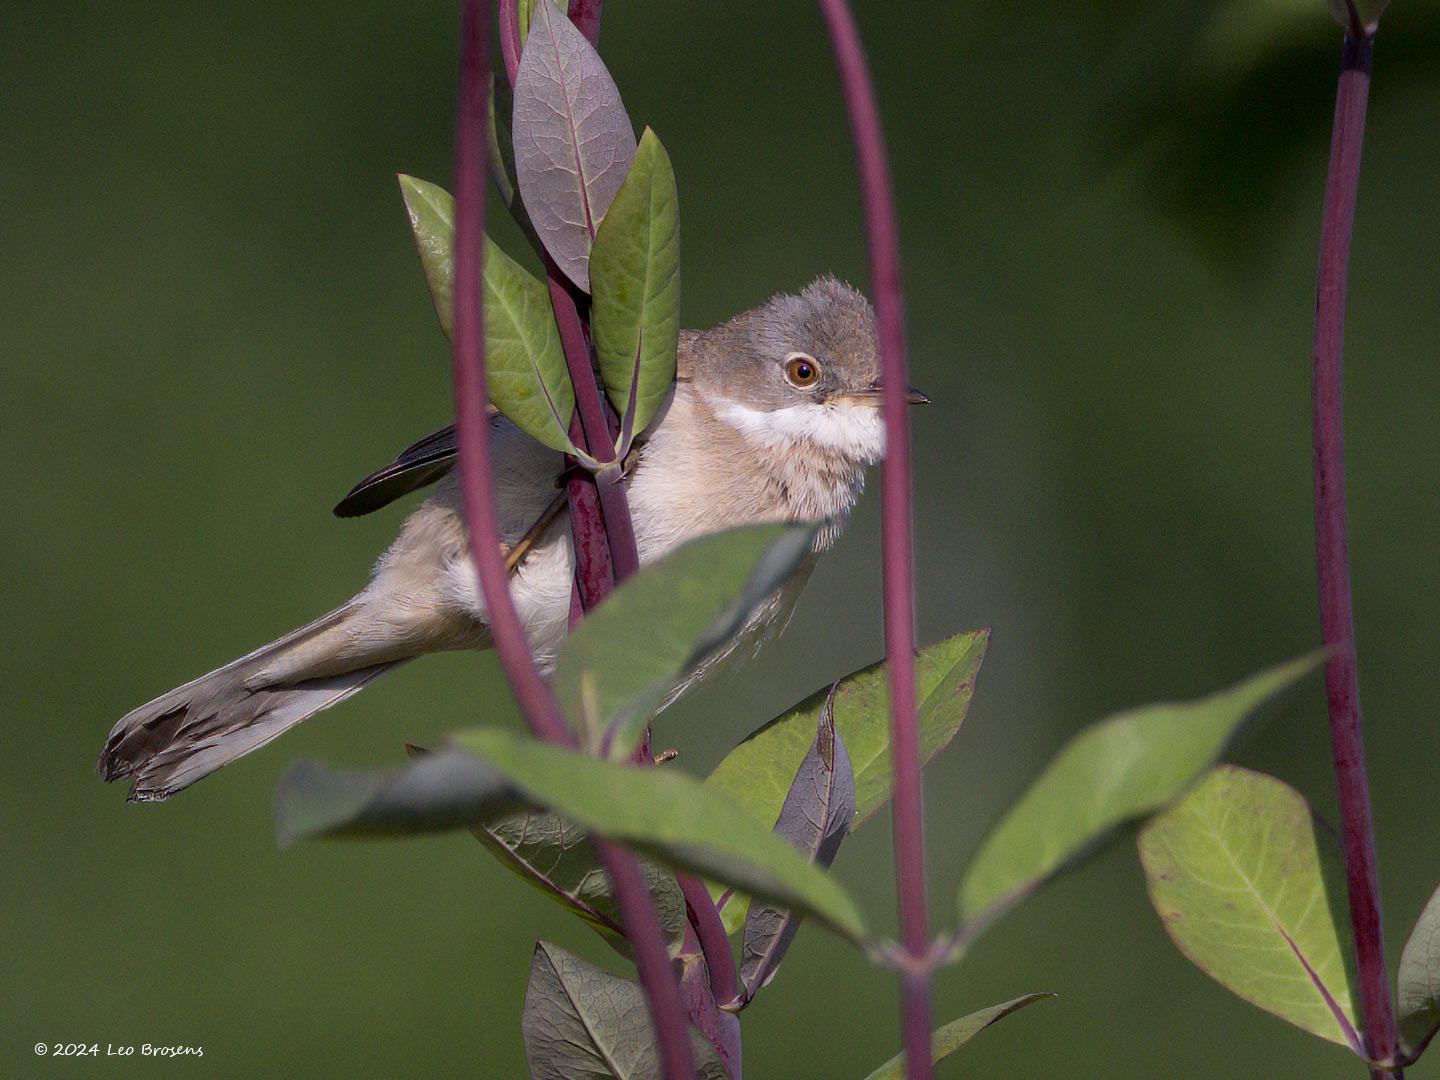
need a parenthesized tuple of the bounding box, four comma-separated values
(837, 380, 931, 407)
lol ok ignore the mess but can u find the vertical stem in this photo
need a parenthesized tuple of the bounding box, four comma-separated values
(815, 3, 929, 1078)
(452, 4, 694, 1077)
(453, 0, 573, 750)
(1311, 28, 1401, 1078)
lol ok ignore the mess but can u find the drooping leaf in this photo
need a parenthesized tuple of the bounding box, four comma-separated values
(1139, 765, 1361, 1051)
(475, 808, 689, 956)
(1398, 882, 1440, 1062)
(394, 742, 686, 958)
(551, 523, 818, 758)
(274, 750, 517, 846)
(523, 941, 728, 1080)
(512, 0, 637, 291)
(452, 727, 866, 940)
(741, 692, 855, 999)
(957, 653, 1322, 928)
(860, 994, 1056, 1080)
(590, 127, 681, 444)
(397, 175, 576, 453)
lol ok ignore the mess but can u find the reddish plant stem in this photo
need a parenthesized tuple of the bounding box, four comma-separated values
(452, 4, 694, 1078)
(547, 274, 641, 580)
(815, 3, 929, 1078)
(678, 873, 739, 1007)
(453, 0, 573, 750)
(566, 415, 614, 620)
(567, 0, 604, 46)
(1311, 28, 1400, 1079)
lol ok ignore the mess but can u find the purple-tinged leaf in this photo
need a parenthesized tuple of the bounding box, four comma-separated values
(739, 690, 855, 1000)
(512, 0, 636, 291)
(860, 994, 1055, 1080)
(1398, 882, 1440, 1063)
(523, 941, 729, 1080)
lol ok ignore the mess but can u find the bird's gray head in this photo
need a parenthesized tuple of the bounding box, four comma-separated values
(685, 276, 916, 468)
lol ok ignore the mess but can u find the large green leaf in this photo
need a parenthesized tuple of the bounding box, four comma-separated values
(452, 727, 866, 940)
(276, 733, 866, 940)
(860, 994, 1055, 1080)
(397, 175, 576, 454)
(1139, 765, 1361, 1051)
(708, 630, 986, 932)
(1398, 882, 1440, 1062)
(551, 523, 817, 758)
(522, 942, 728, 1080)
(957, 653, 1321, 928)
(590, 128, 681, 444)
(709, 631, 987, 830)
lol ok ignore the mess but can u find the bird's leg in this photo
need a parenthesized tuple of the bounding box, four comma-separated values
(503, 488, 569, 575)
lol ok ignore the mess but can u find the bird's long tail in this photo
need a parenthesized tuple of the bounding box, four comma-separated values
(97, 596, 474, 802)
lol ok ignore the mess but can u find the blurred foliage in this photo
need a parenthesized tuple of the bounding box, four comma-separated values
(4, 0, 1440, 1077)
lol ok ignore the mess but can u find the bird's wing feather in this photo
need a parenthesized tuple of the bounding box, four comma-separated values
(333, 423, 461, 517)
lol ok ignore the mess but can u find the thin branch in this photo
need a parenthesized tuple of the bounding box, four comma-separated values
(1310, 26, 1402, 1079)
(814, 3, 929, 1079)
(452, 4, 694, 1077)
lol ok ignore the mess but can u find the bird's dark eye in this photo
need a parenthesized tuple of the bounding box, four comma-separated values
(785, 352, 821, 388)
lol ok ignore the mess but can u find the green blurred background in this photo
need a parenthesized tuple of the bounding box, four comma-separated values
(5, 1, 1439, 1076)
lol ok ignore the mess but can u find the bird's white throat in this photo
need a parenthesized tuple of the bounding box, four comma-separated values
(714, 399, 886, 464)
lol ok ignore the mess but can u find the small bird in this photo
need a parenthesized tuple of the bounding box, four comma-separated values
(97, 276, 927, 801)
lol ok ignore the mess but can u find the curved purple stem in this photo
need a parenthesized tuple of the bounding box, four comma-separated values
(814, 3, 929, 1079)
(453, 0, 573, 749)
(452, 4, 694, 1078)
(1311, 28, 1402, 1078)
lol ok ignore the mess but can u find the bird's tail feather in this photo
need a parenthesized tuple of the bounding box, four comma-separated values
(97, 601, 406, 802)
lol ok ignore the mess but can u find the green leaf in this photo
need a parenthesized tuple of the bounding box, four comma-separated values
(958, 653, 1321, 928)
(274, 751, 518, 846)
(860, 994, 1056, 1080)
(453, 727, 867, 940)
(708, 630, 986, 932)
(523, 942, 728, 1080)
(1139, 765, 1361, 1051)
(590, 128, 681, 443)
(1398, 882, 1440, 1062)
(472, 808, 689, 957)
(551, 523, 818, 758)
(397, 175, 576, 454)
